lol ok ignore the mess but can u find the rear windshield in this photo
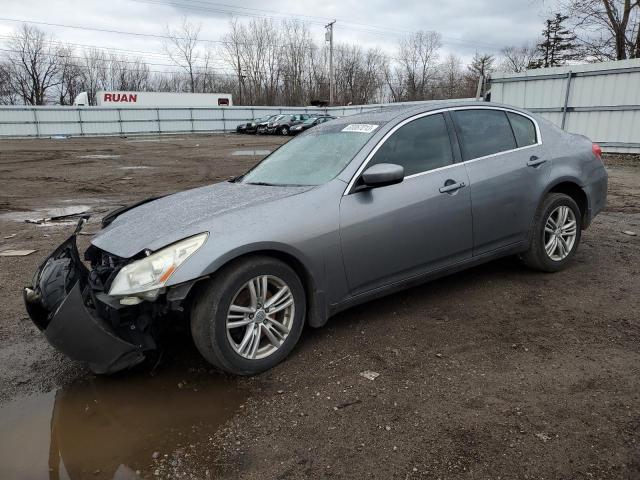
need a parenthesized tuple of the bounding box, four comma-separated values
(240, 123, 382, 186)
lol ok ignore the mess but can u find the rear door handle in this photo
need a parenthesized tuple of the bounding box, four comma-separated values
(527, 156, 547, 167)
(439, 181, 466, 194)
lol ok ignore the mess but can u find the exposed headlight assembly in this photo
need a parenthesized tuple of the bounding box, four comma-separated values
(109, 233, 208, 298)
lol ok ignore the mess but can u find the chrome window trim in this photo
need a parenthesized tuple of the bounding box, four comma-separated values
(343, 105, 543, 196)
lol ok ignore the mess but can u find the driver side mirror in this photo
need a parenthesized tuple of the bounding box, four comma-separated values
(355, 163, 405, 192)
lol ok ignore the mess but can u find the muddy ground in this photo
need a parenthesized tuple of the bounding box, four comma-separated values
(0, 134, 638, 480)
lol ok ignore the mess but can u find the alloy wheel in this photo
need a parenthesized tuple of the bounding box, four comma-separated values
(226, 275, 295, 360)
(544, 205, 577, 261)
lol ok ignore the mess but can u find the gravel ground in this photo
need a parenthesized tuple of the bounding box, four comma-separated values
(0, 135, 638, 480)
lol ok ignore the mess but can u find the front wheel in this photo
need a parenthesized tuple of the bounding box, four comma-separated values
(190, 255, 306, 375)
(521, 193, 582, 272)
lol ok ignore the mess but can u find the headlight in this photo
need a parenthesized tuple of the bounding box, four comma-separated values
(108, 233, 208, 297)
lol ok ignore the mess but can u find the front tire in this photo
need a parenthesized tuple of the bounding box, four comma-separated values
(190, 255, 306, 375)
(521, 193, 582, 272)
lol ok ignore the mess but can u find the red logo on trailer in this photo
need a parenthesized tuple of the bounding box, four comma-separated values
(103, 93, 138, 103)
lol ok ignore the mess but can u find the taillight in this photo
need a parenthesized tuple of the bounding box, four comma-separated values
(592, 143, 602, 160)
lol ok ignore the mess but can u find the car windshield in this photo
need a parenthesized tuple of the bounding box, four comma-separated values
(240, 122, 381, 186)
(302, 117, 318, 125)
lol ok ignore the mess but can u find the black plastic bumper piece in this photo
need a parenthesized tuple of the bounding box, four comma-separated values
(43, 281, 145, 374)
(24, 220, 146, 374)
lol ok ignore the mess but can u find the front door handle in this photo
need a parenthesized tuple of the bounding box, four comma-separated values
(527, 156, 547, 167)
(439, 181, 466, 194)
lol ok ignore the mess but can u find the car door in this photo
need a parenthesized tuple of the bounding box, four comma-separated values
(339, 112, 473, 295)
(452, 108, 548, 256)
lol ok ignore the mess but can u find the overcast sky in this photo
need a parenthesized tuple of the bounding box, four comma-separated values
(0, 0, 561, 73)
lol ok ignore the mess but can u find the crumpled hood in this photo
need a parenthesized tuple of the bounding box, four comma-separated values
(91, 181, 312, 258)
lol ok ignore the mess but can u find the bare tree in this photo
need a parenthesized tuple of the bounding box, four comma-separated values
(56, 46, 83, 105)
(560, 0, 640, 59)
(0, 19, 479, 107)
(164, 18, 202, 93)
(221, 18, 246, 103)
(4, 24, 62, 105)
(78, 49, 108, 105)
(391, 31, 442, 101)
(280, 20, 313, 105)
(499, 44, 538, 72)
(105, 54, 150, 91)
(0, 62, 19, 104)
(307, 43, 329, 102)
(438, 54, 465, 99)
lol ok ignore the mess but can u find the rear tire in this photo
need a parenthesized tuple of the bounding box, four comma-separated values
(521, 193, 582, 272)
(190, 255, 306, 375)
(280, 126, 289, 136)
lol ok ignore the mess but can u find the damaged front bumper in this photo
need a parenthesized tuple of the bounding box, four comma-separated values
(24, 219, 153, 374)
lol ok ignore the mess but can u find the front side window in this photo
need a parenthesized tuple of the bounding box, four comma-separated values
(507, 112, 537, 147)
(240, 122, 381, 186)
(454, 109, 517, 160)
(367, 113, 454, 177)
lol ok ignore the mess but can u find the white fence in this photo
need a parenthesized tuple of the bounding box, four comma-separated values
(490, 58, 640, 153)
(0, 100, 447, 139)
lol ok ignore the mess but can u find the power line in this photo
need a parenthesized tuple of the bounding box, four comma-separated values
(0, 35, 230, 69)
(131, 0, 503, 49)
(0, 17, 343, 52)
(0, 46, 320, 78)
(0, 16, 400, 61)
(0, 12, 502, 52)
(0, 47, 237, 75)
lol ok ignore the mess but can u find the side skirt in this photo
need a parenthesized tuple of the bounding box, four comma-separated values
(328, 241, 527, 317)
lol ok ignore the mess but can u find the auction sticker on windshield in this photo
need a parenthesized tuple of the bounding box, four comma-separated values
(342, 124, 379, 133)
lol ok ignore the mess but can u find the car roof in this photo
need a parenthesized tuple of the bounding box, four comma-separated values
(326, 101, 535, 129)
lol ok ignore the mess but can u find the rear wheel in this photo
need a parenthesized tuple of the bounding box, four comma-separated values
(279, 126, 289, 136)
(521, 193, 582, 272)
(190, 256, 306, 375)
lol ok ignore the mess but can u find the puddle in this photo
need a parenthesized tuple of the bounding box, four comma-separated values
(0, 369, 244, 479)
(231, 150, 271, 156)
(77, 155, 121, 159)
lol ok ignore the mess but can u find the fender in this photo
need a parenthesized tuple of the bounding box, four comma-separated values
(186, 241, 329, 328)
(526, 175, 589, 243)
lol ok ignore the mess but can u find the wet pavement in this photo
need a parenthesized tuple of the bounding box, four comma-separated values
(0, 368, 244, 479)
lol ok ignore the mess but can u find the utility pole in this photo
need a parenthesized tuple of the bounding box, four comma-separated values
(325, 20, 336, 105)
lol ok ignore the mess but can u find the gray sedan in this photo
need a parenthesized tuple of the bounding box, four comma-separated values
(24, 101, 608, 375)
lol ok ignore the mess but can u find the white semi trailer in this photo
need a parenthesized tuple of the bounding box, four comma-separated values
(73, 91, 233, 107)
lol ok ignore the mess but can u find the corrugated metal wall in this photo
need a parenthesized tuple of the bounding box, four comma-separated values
(0, 100, 457, 139)
(491, 58, 640, 153)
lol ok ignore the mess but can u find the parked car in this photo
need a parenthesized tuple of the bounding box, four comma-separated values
(256, 114, 284, 134)
(266, 113, 311, 135)
(236, 115, 277, 134)
(24, 102, 608, 376)
(290, 115, 336, 135)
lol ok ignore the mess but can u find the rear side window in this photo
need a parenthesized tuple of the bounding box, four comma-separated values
(454, 109, 517, 160)
(368, 113, 454, 176)
(507, 112, 537, 147)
